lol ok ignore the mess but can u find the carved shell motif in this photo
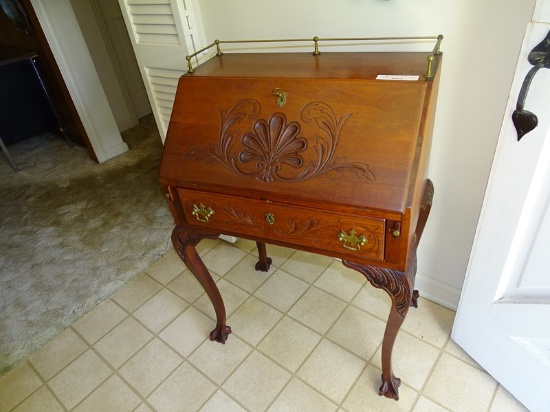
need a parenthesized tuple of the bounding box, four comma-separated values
(239, 113, 307, 183)
(182, 99, 375, 183)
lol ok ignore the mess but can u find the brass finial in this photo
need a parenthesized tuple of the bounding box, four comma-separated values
(186, 55, 194, 73)
(313, 36, 320, 55)
(424, 55, 435, 79)
(215, 39, 223, 56)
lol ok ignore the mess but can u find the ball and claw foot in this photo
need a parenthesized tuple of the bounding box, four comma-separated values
(255, 257, 272, 272)
(410, 289, 420, 308)
(209, 325, 232, 344)
(379, 373, 401, 400)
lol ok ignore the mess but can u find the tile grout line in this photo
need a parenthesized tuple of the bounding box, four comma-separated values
(74, 283, 228, 411)
(348, 297, 452, 355)
(330, 275, 391, 411)
(412, 333, 454, 411)
(163, 247, 451, 410)
(485, 382, 501, 412)
(326, 267, 373, 411)
(442, 342, 487, 373)
(121, 248, 259, 410)
(114, 288, 213, 411)
(230, 250, 324, 411)
(29, 338, 114, 412)
(220, 248, 339, 410)
(404, 303, 455, 412)
(142, 247, 265, 410)
(19, 297, 131, 411)
(68, 323, 160, 412)
(184, 248, 263, 323)
(268, 258, 380, 410)
(14, 360, 69, 412)
(7, 243, 461, 411)
(203, 247, 426, 410)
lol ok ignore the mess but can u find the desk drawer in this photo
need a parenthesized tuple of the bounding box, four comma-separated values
(177, 188, 385, 261)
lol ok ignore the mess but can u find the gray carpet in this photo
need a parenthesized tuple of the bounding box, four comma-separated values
(0, 116, 174, 376)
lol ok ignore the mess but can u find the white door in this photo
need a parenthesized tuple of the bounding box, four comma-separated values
(94, 0, 152, 119)
(453, 13, 550, 412)
(117, 0, 205, 140)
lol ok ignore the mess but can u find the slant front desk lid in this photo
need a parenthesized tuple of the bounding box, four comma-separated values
(160, 52, 441, 214)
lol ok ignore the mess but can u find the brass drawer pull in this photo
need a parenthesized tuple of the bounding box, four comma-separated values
(265, 212, 275, 225)
(192, 203, 215, 222)
(272, 88, 287, 107)
(338, 229, 368, 251)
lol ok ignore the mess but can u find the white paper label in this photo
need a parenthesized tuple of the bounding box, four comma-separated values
(376, 75, 420, 81)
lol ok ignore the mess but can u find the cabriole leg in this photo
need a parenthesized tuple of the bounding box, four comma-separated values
(171, 225, 231, 343)
(379, 298, 408, 399)
(342, 261, 412, 400)
(341, 179, 434, 400)
(255, 241, 272, 272)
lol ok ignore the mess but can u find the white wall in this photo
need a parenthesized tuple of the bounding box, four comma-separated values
(196, 0, 537, 308)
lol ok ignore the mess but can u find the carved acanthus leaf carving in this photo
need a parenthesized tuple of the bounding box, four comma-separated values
(343, 241, 418, 317)
(297, 102, 375, 181)
(171, 226, 220, 264)
(181, 99, 375, 183)
(223, 204, 270, 233)
(182, 99, 261, 172)
(342, 259, 413, 317)
(275, 216, 320, 236)
(222, 204, 321, 237)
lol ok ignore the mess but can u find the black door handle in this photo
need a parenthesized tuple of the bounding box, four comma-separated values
(512, 30, 550, 141)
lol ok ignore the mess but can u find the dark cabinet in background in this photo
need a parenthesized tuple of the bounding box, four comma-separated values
(0, 49, 57, 146)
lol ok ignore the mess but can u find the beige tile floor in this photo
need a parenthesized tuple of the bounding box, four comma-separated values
(0, 239, 529, 412)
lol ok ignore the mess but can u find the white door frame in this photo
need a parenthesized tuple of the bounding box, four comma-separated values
(88, 0, 140, 130)
(30, 0, 128, 163)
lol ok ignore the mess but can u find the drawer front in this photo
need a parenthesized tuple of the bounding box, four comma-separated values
(177, 188, 385, 261)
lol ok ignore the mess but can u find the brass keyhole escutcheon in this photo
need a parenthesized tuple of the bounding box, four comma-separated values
(338, 229, 368, 251)
(265, 212, 275, 225)
(272, 88, 287, 107)
(192, 203, 215, 223)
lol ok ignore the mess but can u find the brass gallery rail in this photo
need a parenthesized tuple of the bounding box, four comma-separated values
(185, 34, 444, 78)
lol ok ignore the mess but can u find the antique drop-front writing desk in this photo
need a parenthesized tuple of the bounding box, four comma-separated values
(159, 37, 442, 400)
